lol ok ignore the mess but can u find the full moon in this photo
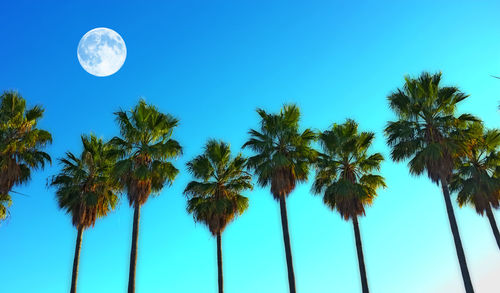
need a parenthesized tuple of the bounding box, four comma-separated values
(77, 28, 127, 77)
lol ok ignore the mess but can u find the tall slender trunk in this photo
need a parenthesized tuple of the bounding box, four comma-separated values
(217, 231, 224, 293)
(440, 177, 474, 293)
(485, 204, 500, 250)
(352, 216, 369, 293)
(128, 203, 141, 293)
(279, 195, 296, 293)
(70, 225, 84, 293)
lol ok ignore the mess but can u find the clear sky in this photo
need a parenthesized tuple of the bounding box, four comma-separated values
(1, 1, 499, 292)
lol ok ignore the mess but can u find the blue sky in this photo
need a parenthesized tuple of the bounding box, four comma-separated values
(1, 0, 499, 292)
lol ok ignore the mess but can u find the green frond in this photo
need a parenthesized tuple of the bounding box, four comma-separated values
(150, 160, 179, 192)
(0, 193, 12, 222)
(186, 155, 214, 181)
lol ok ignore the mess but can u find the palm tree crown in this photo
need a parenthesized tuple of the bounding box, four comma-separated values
(185, 139, 252, 235)
(0, 90, 52, 222)
(385, 72, 476, 183)
(450, 122, 500, 214)
(111, 99, 182, 206)
(312, 119, 386, 220)
(243, 104, 316, 199)
(50, 135, 119, 228)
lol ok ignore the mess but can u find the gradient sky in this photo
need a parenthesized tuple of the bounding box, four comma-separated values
(1, 1, 499, 292)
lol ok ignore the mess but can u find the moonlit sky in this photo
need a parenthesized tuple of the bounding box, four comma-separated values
(77, 27, 127, 77)
(1, 1, 499, 292)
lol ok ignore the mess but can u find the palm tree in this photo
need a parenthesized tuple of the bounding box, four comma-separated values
(450, 121, 500, 250)
(50, 135, 120, 293)
(243, 104, 316, 293)
(312, 119, 385, 293)
(0, 90, 52, 223)
(385, 72, 477, 292)
(111, 99, 182, 293)
(184, 139, 252, 293)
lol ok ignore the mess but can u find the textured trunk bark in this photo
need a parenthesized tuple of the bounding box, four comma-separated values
(485, 204, 500, 250)
(128, 203, 141, 293)
(440, 177, 475, 293)
(279, 195, 296, 293)
(217, 232, 224, 293)
(352, 216, 369, 293)
(70, 226, 84, 293)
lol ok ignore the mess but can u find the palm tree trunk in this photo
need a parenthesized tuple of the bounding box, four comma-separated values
(279, 195, 296, 293)
(128, 203, 141, 293)
(70, 225, 84, 293)
(352, 216, 369, 293)
(217, 231, 224, 293)
(440, 177, 474, 293)
(485, 204, 500, 250)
